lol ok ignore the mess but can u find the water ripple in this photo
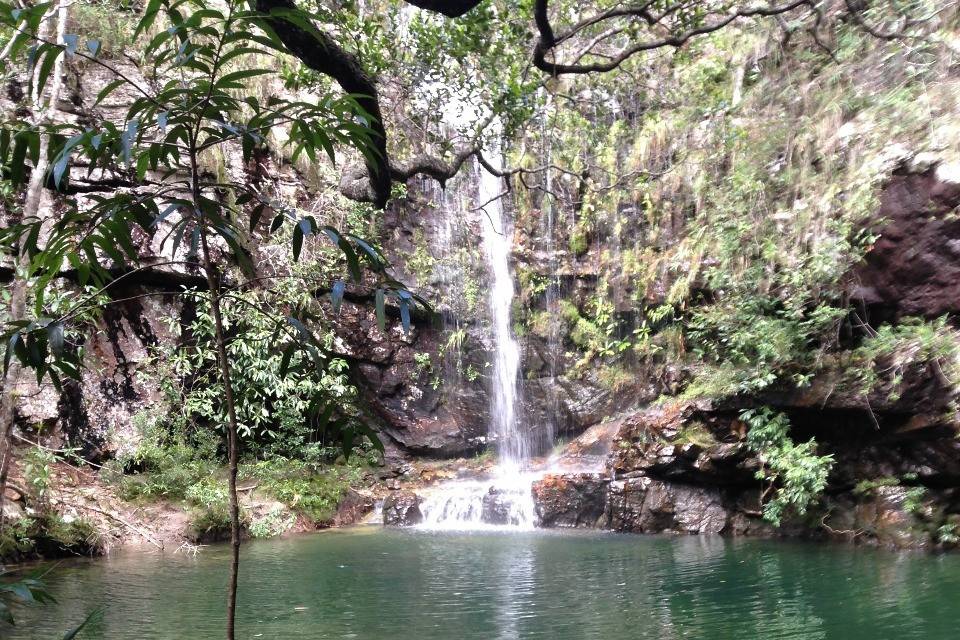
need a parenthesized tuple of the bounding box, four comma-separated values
(7, 529, 960, 639)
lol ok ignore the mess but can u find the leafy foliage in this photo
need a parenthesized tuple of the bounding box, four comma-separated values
(741, 407, 834, 527)
(242, 454, 371, 523)
(1, 570, 101, 634)
(0, 0, 429, 391)
(0, 571, 55, 627)
(848, 316, 959, 401)
(149, 288, 374, 457)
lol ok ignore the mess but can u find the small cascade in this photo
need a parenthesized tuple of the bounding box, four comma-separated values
(425, 173, 470, 393)
(540, 93, 561, 451)
(417, 475, 536, 531)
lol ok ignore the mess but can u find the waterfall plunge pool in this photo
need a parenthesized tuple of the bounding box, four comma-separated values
(7, 527, 960, 639)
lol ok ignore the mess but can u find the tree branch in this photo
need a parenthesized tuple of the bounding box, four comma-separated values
(250, 0, 936, 207)
(256, 0, 391, 207)
(401, 0, 485, 18)
(532, 0, 815, 75)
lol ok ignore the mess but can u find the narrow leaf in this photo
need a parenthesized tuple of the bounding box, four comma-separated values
(331, 280, 345, 314)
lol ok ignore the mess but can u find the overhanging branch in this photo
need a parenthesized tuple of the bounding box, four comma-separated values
(252, 0, 934, 207)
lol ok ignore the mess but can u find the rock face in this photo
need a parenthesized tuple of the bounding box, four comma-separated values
(607, 478, 731, 535)
(532, 474, 608, 528)
(333, 300, 490, 458)
(382, 491, 424, 526)
(10, 293, 185, 461)
(853, 162, 960, 322)
(528, 398, 960, 549)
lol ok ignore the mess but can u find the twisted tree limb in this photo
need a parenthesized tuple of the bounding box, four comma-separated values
(254, 0, 933, 208)
(256, 0, 392, 207)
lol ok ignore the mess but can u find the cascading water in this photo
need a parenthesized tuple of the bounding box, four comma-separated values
(479, 153, 526, 471)
(417, 147, 537, 530)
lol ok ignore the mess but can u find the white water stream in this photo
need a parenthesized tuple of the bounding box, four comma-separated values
(416, 143, 539, 530)
(478, 154, 526, 472)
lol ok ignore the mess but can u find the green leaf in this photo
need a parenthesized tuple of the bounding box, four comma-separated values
(63, 34, 79, 56)
(375, 288, 386, 332)
(269, 213, 284, 234)
(51, 133, 82, 188)
(9, 134, 28, 184)
(248, 203, 265, 233)
(48, 322, 64, 357)
(215, 68, 271, 88)
(62, 608, 103, 640)
(399, 298, 411, 334)
(121, 119, 139, 166)
(134, 0, 163, 39)
(136, 151, 150, 180)
(94, 79, 125, 106)
(35, 45, 62, 96)
(331, 280, 345, 314)
(278, 343, 295, 377)
(292, 224, 303, 261)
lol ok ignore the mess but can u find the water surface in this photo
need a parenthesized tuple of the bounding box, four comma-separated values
(7, 527, 960, 639)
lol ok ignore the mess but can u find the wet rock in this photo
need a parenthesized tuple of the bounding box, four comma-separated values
(853, 165, 960, 321)
(333, 301, 490, 458)
(631, 440, 759, 486)
(609, 402, 759, 487)
(726, 511, 778, 537)
(481, 488, 512, 525)
(335, 489, 375, 526)
(382, 491, 423, 526)
(548, 420, 621, 472)
(607, 478, 729, 535)
(532, 474, 608, 528)
(852, 486, 930, 549)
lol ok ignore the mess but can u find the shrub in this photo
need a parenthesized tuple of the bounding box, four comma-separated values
(69, 0, 136, 58)
(249, 507, 296, 539)
(244, 456, 367, 524)
(597, 364, 633, 392)
(0, 519, 35, 560)
(568, 226, 589, 256)
(671, 421, 717, 448)
(184, 476, 236, 539)
(148, 289, 365, 459)
(849, 316, 959, 400)
(741, 407, 834, 526)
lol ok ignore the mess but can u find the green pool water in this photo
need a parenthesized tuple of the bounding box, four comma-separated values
(6, 527, 960, 639)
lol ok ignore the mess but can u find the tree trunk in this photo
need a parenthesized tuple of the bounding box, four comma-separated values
(198, 232, 242, 640)
(189, 131, 242, 638)
(0, 0, 68, 527)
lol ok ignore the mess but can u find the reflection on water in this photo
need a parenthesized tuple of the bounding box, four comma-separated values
(6, 527, 960, 639)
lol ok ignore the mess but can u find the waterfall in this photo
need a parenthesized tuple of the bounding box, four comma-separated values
(416, 149, 538, 531)
(398, 72, 539, 528)
(477, 153, 526, 471)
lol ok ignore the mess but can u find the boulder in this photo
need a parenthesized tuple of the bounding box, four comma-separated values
(480, 488, 513, 525)
(334, 489, 375, 526)
(382, 491, 423, 526)
(532, 474, 608, 528)
(607, 478, 729, 535)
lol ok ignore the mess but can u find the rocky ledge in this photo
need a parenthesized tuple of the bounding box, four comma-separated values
(529, 398, 960, 550)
